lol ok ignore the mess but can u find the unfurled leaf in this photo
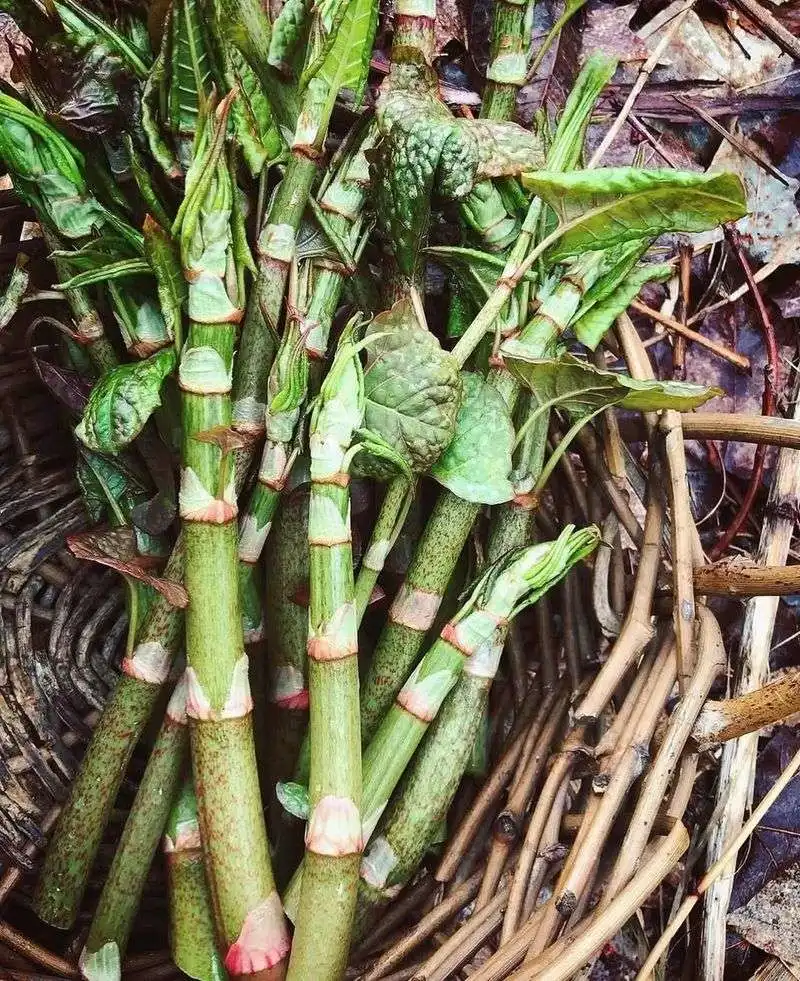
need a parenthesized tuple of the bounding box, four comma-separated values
(276, 781, 310, 821)
(68, 528, 188, 607)
(52, 0, 150, 76)
(303, 0, 377, 101)
(523, 169, 748, 261)
(504, 352, 722, 417)
(76, 348, 177, 454)
(430, 372, 515, 505)
(573, 262, 673, 349)
(142, 216, 186, 342)
(545, 54, 617, 173)
(357, 301, 462, 477)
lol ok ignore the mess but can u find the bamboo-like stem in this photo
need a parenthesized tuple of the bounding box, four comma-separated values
(80, 680, 189, 979)
(700, 376, 800, 981)
(177, 102, 287, 977)
(286, 333, 365, 981)
(507, 822, 690, 981)
(354, 477, 413, 624)
(603, 607, 724, 902)
(693, 670, 800, 751)
(164, 777, 227, 981)
(575, 481, 663, 723)
(33, 544, 185, 929)
(435, 687, 542, 883)
(475, 687, 568, 909)
(693, 562, 800, 596)
(481, 0, 527, 121)
(638, 744, 800, 980)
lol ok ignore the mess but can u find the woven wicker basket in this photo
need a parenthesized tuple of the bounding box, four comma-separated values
(0, 195, 175, 979)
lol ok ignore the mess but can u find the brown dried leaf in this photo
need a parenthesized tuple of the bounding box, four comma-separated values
(193, 425, 248, 455)
(68, 528, 188, 607)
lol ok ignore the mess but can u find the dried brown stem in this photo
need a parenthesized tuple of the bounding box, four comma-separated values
(629, 299, 750, 371)
(728, 0, 800, 60)
(575, 483, 663, 723)
(0, 922, 77, 978)
(710, 226, 780, 560)
(476, 688, 568, 909)
(680, 413, 800, 450)
(359, 872, 482, 981)
(501, 728, 590, 941)
(639, 744, 800, 981)
(692, 669, 800, 751)
(661, 411, 703, 688)
(574, 426, 643, 547)
(603, 607, 724, 901)
(435, 689, 541, 884)
(594, 650, 656, 759)
(693, 561, 800, 596)
(700, 375, 800, 981)
(509, 822, 690, 981)
(521, 782, 569, 921)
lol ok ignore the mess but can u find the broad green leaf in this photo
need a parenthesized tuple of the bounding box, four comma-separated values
(505, 352, 722, 417)
(523, 169, 747, 261)
(427, 246, 538, 303)
(303, 0, 377, 101)
(277, 781, 310, 820)
(430, 372, 515, 505)
(573, 263, 673, 349)
(143, 216, 186, 343)
(360, 301, 463, 477)
(77, 348, 177, 454)
(76, 447, 149, 525)
(53, 0, 150, 76)
(168, 0, 214, 169)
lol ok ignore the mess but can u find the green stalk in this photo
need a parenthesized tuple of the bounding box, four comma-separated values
(481, 0, 528, 121)
(176, 99, 288, 975)
(165, 777, 229, 981)
(358, 528, 597, 843)
(353, 476, 414, 623)
(80, 678, 189, 981)
(285, 328, 365, 981)
(231, 0, 377, 450)
(33, 543, 185, 929)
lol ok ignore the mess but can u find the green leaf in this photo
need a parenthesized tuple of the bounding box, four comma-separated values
(75, 447, 147, 525)
(269, 0, 312, 71)
(359, 301, 463, 477)
(427, 246, 537, 305)
(53, 0, 150, 76)
(430, 372, 515, 505)
(303, 0, 377, 102)
(143, 216, 186, 343)
(504, 352, 722, 417)
(76, 348, 177, 454)
(168, 0, 214, 169)
(276, 781, 310, 821)
(77, 941, 121, 981)
(522, 169, 748, 262)
(545, 53, 617, 173)
(54, 258, 151, 290)
(573, 262, 673, 350)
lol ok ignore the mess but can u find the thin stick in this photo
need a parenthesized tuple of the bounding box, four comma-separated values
(692, 669, 800, 752)
(509, 822, 690, 981)
(699, 374, 800, 981)
(709, 225, 780, 559)
(637, 744, 800, 981)
(672, 94, 791, 188)
(0, 922, 78, 978)
(687, 261, 780, 326)
(587, 0, 697, 167)
(680, 413, 800, 450)
(476, 689, 568, 909)
(629, 299, 750, 371)
(728, 0, 800, 61)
